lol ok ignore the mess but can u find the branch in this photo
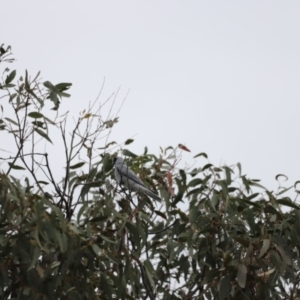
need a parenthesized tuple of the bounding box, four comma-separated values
(131, 255, 155, 300)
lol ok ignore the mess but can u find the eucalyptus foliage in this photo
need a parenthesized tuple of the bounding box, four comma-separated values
(1, 44, 300, 300)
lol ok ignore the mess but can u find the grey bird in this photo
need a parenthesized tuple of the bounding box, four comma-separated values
(114, 157, 161, 201)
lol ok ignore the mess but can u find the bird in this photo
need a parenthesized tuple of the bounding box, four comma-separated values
(114, 157, 161, 201)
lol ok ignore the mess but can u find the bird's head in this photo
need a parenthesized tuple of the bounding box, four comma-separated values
(113, 156, 124, 165)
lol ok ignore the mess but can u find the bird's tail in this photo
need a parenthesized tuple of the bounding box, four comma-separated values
(142, 187, 161, 201)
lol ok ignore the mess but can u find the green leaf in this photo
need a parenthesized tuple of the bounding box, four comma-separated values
(100, 234, 117, 244)
(172, 209, 188, 222)
(0, 46, 6, 55)
(32, 70, 40, 82)
(223, 166, 233, 185)
(270, 249, 285, 274)
(32, 120, 45, 128)
(34, 128, 52, 143)
(69, 162, 85, 169)
(154, 210, 167, 220)
(277, 198, 299, 209)
(97, 141, 116, 150)
(125, 139, 134, 145)
(49, 91, 60, 109)
(236, 162, 242, 175)
(126, 222, 140, 247)
(241, 175, 251, 193)
(44, 116, 56, 125)
(54, 230, 65, 252)
(5, 117, 18, 126)
(193, 152, 208, 159)
(249, 180, 267, 190)
(55, 82, 72, 91)
(89, 215, 109, 223)
(28, 112, 44, 119)
(59, 91, 71, 98)
(259, 239, 270, 258)
(28, 89, 44, 107)
(92, 244, 101, 256)
(188, 178, 203, 187)
(186, 187, 204, 198)
(275, 244, 291, 265)
(210, 193, 219, 209)
(27, 247, 41, 270)
(219, 275, 231, 300)
(9, 93, 17, 102)
(203, 163, 213, 171)
(276, 174, 288, 181)
(23, 287, 31, 296)
(232, 236, 250, 247)
(44, 81, 59, 92)
(144, 260, 156, 290)
(122, 149, 137, 158)
(179, 169, 186, 185)
(237, 264, 247, 288)
(203, 269, 221, 284)
(80, 181, 100, 198)
(5, 70, 16, 84)
(294, 181, 300, 192)
(37, 181, 49, 185)
(216, 180, 228, 199)
(264, 205, 281, 216)
(8, 162, 25, 170)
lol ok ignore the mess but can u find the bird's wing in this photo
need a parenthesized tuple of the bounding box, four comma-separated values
(115, 162, 161, 201)
(117, 164, 147, 187)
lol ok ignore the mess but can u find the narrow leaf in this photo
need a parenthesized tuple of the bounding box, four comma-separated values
(69, 162, 85, 169)
(92, 244, 101, 256)
(5, 117, 18, 126)
(178, 143, 191, 152)
(43, 116, 56, 125)
(219, 275, 231, 300)
(276, 174, 288, 181)
(34, 128, 52, 143)
(236, 162, 242, 176)
(8, 162, 25, 170)
(259, 239, 270, 258)
(277, 198, 299, 209)
(5, 70, 16, 84)
(203, 269, 220, 284)
(126, 222, 140, 247)
(55, 82, 72, 91)
(188, 178, 203, 187)
(237, 264, 247, 288)
(122, 149, 137, 158)
(194, 152, 208, 159)
(28, 112, 44, 119)
(37, 181, 49, 185)
(125, 139, 134, 145)
(154, 210, 167, 220)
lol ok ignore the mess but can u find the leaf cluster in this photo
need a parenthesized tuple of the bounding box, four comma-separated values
(1, 45, 300, 300)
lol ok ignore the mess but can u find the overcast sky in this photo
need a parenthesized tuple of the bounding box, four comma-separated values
(2, 1, 300, 193)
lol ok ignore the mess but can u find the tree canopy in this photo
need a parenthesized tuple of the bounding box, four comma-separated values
(1, 44, 300, 300)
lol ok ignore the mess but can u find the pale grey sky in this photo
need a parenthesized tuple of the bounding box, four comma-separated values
(2, 1, 300, 191)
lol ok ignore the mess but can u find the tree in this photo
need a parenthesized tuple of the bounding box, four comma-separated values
(0, 44, 300, 300)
